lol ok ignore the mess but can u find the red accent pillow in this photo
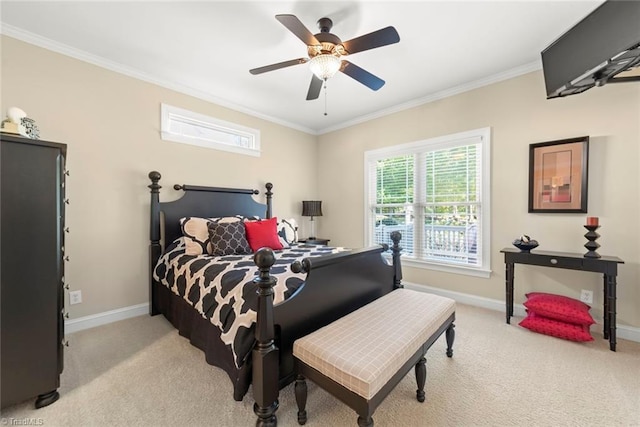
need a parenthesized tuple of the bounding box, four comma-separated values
(524, 292, 595, 325)
(519, 312, 593, 342)
(244, 217, 284, 252)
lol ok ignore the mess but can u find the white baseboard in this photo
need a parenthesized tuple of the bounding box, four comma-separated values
(65, 303, 149, 334)
(403, 282, 640, 344)
(65, 286, 640, 344)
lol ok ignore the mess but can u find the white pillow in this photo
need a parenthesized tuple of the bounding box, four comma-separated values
(277, 218, 298, 246)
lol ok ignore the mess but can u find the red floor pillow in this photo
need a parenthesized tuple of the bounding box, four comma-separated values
(519, 311, 593, 342)
(524, 292, 595, 326)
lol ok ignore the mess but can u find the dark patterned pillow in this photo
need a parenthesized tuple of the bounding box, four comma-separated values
(208, 221, 252, 256)
(180, 216, 245, 256)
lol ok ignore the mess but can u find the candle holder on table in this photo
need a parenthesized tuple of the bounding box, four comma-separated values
(584, 225, 601, 258)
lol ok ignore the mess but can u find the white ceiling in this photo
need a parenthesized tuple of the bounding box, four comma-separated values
(1, 1, 603, 134)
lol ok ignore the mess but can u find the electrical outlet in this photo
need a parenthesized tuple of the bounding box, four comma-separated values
(580, 289, 593, 304)
(69, 290, 82, 305)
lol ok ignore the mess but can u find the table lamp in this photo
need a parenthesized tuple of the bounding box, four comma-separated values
(302, 200, 322, 239)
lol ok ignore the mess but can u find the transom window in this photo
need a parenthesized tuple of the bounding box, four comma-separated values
(365, 128, 491, 277)
(160, 103, 260, 157)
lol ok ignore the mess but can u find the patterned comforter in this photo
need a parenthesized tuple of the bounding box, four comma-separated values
(153, 238, 346, 367)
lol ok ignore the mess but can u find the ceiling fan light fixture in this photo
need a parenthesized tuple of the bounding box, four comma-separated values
(309, 54, 341, 80)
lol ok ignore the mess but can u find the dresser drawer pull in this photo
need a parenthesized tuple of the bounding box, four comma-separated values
(61, 339, 70, 347)
(550, 258, 558, 265)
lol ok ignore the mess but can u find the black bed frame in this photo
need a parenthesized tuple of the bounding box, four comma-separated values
(148, 171, 402, 426)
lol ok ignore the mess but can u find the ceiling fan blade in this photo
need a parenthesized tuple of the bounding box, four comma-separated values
(276, 14, 320, 46)
(306, 75, 323, 100)
(342, 26, 400, 55)
(340, 60, 385, 91)
(250, 58, 308, 75)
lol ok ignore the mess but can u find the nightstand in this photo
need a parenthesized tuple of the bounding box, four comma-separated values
(298, 238, 330, 245)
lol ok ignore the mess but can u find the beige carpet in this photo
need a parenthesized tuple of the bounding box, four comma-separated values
(2, 303, 639, 426)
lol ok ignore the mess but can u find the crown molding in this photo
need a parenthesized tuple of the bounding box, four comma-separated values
(317, 61, 541, 135)
(2, 23, 541, 137)
(0, 23, 318, 135)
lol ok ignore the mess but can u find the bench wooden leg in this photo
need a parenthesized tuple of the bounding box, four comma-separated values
(415, 356, 426, 402)
(357, 415, 374, 426)
(295, 374, 308, 425)
(446, 323, 455, 357)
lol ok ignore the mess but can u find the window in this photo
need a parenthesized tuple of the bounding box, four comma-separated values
(160, 104, 260, 157)
(365, 128, 491, 277)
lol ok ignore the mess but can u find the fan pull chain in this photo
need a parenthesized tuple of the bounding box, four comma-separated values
(323, 79, 328, 116)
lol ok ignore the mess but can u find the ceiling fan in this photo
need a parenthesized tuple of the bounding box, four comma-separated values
(250, 14, 400, 101)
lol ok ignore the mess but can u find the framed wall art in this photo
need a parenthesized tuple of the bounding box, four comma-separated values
(528, 136, 589, 213)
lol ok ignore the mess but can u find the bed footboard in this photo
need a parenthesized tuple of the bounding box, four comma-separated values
(252, 233, 402, 426)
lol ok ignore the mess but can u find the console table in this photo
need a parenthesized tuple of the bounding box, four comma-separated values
(500, 248, 624, 351)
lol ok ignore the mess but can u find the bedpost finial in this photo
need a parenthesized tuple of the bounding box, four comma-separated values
(290, 258, 311, 273)
(391, 231, 402, 246)
(290, 261, 303, 274)
(390, 231, 403, 288)
(290, 261, 309, 273)
(265, 183, 273, 219)
(148, 171, 162, 192)
(254, 248, 277, 292)
(290, 259, 311, 274)
(254, 247, 276, 270)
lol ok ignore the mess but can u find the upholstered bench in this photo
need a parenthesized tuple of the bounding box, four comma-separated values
(292, 288, 456, 426)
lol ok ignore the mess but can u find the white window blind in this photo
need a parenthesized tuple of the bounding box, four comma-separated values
(160, 104, 260, 157)
(365, 128, 491, 277)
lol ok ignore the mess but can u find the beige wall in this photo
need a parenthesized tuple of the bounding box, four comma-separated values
(3, 35, 639, 330)
(317, 71, 640, 328)
(1, 36, 318, 317)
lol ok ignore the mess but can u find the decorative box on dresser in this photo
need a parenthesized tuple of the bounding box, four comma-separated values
(1, 134, 67, 408)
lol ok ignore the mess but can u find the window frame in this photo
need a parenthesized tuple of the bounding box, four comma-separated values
(364, 127, 491, 278)
(160, 103, 261, 157)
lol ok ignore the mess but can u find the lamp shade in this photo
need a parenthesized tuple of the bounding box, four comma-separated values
(309, 54, 341, 80)
(302, 201, 323, 217)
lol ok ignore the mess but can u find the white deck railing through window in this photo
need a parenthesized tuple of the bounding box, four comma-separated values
(374, 224, 478, 264)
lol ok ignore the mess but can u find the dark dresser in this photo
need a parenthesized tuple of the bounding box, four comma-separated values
(1, 134, 67, 408)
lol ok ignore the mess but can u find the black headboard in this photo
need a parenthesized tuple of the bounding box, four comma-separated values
(147, 171, 272, 315)
(149, 171, 273, 247)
